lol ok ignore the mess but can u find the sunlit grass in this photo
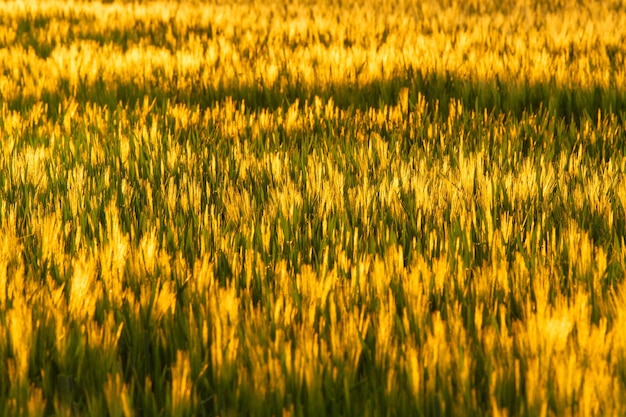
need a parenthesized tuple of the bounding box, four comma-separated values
(1, 0, 626, 416)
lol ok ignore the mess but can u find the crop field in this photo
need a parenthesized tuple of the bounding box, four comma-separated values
(2, 0, 626, 415)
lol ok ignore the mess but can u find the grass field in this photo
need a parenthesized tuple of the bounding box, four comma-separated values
(2, 0, 626, 415)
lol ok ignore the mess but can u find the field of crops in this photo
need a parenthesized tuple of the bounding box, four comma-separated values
(2, 0, 626, 415)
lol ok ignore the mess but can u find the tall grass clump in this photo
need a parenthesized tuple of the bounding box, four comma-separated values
(1, 0, 626, 415)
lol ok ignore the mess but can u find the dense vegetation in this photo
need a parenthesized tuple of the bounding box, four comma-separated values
(1, 0, 626, 415)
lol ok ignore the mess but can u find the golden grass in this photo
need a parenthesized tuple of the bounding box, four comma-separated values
(1, 0, 626, 415)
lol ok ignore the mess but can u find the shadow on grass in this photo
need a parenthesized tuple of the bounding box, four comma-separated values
(11, 66, 623, 127)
